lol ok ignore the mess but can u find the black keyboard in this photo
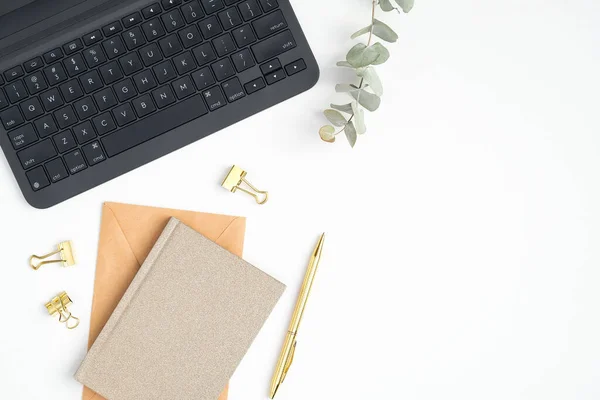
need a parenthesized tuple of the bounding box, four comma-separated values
(0, 0, 318, 208)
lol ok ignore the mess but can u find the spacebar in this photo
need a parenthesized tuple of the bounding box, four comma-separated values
(101, 94, 208, 157)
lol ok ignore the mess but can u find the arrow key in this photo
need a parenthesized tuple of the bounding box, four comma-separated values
(259, 59, 281, 75)
(244, 76, 265, 94)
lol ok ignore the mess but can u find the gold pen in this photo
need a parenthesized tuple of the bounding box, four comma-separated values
(270, 233, 326, 399)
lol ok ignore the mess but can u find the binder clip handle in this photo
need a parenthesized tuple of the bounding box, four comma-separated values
(30, 241, 76, 270)
(221, 165, 269, 205)
(46, 292, 80, 330)
(235, 177, 269, 205)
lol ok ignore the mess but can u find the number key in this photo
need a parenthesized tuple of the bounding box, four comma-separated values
(25, 72, 48, 95)
(63, 54, 87, 77)
(83, 45, 107, 68)
(142, 19, 166, 41)
(103, 37, 127, 59)
(122, 27, 147, 50)
(161, 10, 185, 32)
(5, 80, 27, 104)
(182, 1, 204, 23)
(43, 64, 68, 85)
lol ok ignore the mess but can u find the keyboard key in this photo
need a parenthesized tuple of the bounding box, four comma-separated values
(162, 9, 185, 33)
(94, 88, 118, 111)
(140, 43, 163, 66)
(73, 121, 97, 144)
(83, 30, 103, 46)
(99, 61, 124, 84)
(218, 7, 243, 29)
(211, 58, 235, 81)
(63, 149, 87, 174)
(43, 63, 68, 85)
(83, 45, 107, 68)
(133, 70, 158, 92)
(5, 80, 27, 103)
(43, 48, 63, 64)
(93, 112, 117, 135)
(80, 70, 103, 93)
(0, 106, 24, 129)
(192, 67, 216, 90)
(178, 25, 202, 48)
(192, 42, 217, 66)
(8, 124, 37, 149)
(212, 33, 236, 57)
(0, 89, 8, 110)
(260, 58, 281, 74)
(18, 139, 56, 169)
(26, 166, 50, 191)
(285, 59, 306, 76)
(222, 77, 245, 102)
(113, 79, 137, 102)
(142, 3, 162, 19)
(119, 52, 144, 75)
(59, 79, 84, 102)
(173, 52, 197, 74)
(24, 57, 43, 73)
(238, 0, 262, 21)
(224, 0, 240, 4)
(45, 158, 69, 183)
(232, 49, 255, 72)
(53, 130, 77, 153)
(182, 1, 204, 23)
(203, 86, 227, 111)
(73, 97, 98, 120)
(54, 105, 78, 129)
(102, 94, 208, 157)
(232, 25, 256, 47)
(64, 54, 87, 77)
(152, 85, 177, 108)
(4, 66, 24, 82)
(258, 0, 278, 12)
(251, 30, 296, 63)
(161, 0, 182, 9)
(142, 19, 166, 41)
(112, 103, 136, 126)
(132, 94, 156, 117)
(103, 37, 127, 59)
(63, 39, 83, 55)
(40, 88, 64, 111)
(34, 115, 59, 137)
(123, 27, 146, 50)
(172, 76, 195, 99)
(153, 60, 177, 84)
(103, 21, 123, 37)
(201, 0, 225, 14)
(24, 72, 48, 95)
(252, 10, 287, 39)
(159, 35, 183, 57)
(122, 12, 142, 28)
(82, 141, 106, 165)
(265, 68, 285, 84)
(199, 15, 223, 39)
(20, 98, 44, 120)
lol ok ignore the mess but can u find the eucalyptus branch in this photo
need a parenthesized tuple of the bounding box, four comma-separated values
(319, 0, 415, 147)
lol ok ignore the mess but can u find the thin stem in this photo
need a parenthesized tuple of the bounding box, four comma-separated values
(367, 0, 377, 47)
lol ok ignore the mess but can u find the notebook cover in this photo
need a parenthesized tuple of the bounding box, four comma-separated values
(75, 217, 286, 400)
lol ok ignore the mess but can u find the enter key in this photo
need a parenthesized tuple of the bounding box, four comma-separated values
(252, 10, 287, 39)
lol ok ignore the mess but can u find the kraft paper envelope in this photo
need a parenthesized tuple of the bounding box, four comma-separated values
(83, 202, 246, 400)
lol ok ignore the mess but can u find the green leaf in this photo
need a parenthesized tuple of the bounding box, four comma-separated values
(344, 121, 357, 147)
(357, 67, 383, 96)
(336, 61, 353, 68)
(323, 109, 347, 127)
(319, 125, 336, 143)
(352, 103, 366, 135)
(351, 25, 372, 40)
(379, 0, 395, 12)
(330, 103, 354, 114)
(370, 43, 390, 65)
(350, 89, 381, 112)
(346, 43, 380, 68)
(394, 0, 414, 13)
(335, 84, 359, 93)
(372, 19, 398, 43)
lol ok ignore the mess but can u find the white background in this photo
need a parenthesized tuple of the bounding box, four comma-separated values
(1, 0, 600, 399)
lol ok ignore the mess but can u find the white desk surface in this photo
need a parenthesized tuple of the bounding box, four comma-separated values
(1, 0, 600, 399)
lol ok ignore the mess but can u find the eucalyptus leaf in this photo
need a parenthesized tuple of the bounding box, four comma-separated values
(319, 125, 336, 143)
(370, 42, 390, 65)
(357, 67, 383, 96)
(372, 19, 398, 43)
(394, 0, 414, 13)
(349, 89, 381, 112)
(323, 109, 347, 127)
(346, 43, 380, 68)
(351, 25, 372, 40)
(379, 0, 395, 12)
(344, 121, 357, 147)
(336, 61, 353, 68)
(335, 84, 360, 94)
(352, 103, 367, 135)
(330, 103, 354, 114)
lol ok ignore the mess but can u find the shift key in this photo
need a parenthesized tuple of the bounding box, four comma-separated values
(251, 30, 296, 63)
(18, 140, 56, 169)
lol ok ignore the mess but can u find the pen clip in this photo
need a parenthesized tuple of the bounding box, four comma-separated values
(281, 339, 296, 383)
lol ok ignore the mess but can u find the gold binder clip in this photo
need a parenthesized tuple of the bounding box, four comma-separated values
(221, 165, 269, 205)
(29, 241, 76, 270)
(45, 291, 80, 330)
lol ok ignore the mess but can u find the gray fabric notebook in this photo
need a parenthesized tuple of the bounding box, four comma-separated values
(75, 217, 286, 400)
